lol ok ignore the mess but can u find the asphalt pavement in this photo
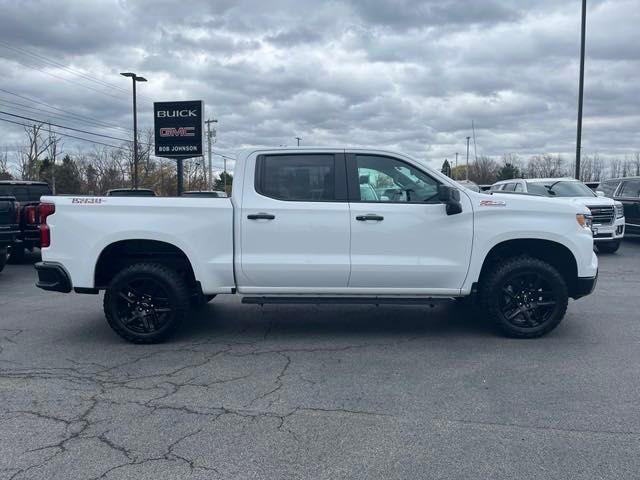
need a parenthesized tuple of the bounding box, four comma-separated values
(1, 239, 639, 479)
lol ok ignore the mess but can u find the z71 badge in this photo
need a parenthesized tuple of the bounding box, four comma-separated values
(72, 197, 105, 204)
(479, 199, 506, 207)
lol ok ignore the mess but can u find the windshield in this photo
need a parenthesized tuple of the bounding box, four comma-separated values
(526, 181, 595, 197)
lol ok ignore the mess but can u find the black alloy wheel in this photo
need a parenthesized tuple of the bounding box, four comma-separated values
(104, 263, 189, 343)
(482, 256, 568, 338)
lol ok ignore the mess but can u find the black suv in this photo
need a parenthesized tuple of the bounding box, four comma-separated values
(599, 177, 640, 235)
(0, 195, 20, 272)
(0, 180, 52, 262)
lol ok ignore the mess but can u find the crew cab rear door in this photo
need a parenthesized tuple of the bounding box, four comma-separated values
(238, 151, 351, 291)
(346, 152, 473, 294)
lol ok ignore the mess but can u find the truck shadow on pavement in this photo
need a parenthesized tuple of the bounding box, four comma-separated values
(173, 301, 495, 343)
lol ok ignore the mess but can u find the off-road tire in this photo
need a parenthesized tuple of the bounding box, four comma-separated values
(480, 256, 568, 338)
(597, 240, 620, 254)
(103, 263, 190, 344)
(0, 248, 7, 273)
(8, 244, 25, 264)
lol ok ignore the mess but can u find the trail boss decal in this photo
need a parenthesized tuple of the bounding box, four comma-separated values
(72, 198, 106, 204)
(479, 199, 506, 207)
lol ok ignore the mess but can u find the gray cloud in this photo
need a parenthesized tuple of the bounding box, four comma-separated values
(0, 0, 638, 171)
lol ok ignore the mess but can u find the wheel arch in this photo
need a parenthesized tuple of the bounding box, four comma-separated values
(94, 239, 197, 289)
(477, 238, 579, 297)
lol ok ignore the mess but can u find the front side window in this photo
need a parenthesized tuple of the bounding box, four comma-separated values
(258, 154, 336, 201)
(619, 180, 640, 198)
(502, 183, 516, 192)
(514, 183, 524, 192)
(355, 155, 439, 203)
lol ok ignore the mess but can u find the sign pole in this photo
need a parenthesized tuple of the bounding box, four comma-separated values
(177, 159, 184, 196)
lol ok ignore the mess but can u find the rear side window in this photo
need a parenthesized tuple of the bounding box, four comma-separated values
(257, 154, 340, 201)
(619, 180, 640, 198)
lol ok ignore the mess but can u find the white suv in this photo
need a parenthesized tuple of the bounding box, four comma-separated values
(491, 178, 625, 253)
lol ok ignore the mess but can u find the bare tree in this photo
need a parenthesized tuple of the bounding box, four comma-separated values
(16, 123, 53, 180)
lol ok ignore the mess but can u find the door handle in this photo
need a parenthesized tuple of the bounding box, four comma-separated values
(356, 214, 384, 221)
(247, 213, 276, 220)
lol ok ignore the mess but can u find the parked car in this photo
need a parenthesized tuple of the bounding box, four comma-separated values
(491, 177, 625, 253)
(0, 195, 20, 272)
(35, 148, 597, 343)
(105, 188, 157, 197)
(0, 180, 52, 262)
(599, 177, 640, 235)
(181, 190, 227, 198)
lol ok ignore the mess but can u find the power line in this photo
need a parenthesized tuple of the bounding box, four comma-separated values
(0, 98, 132, 135)
(0, 42, 154, 102)
(0, 116, 123, 149)
(0, 88, 131, 132)
(0, 110, 138, 144)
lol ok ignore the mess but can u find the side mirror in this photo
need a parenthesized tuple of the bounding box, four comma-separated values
(596, 190, 605, 197)
(438, 185, 463, 215)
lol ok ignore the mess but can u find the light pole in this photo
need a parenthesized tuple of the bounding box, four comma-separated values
(455, 152, 459, 179)
(120, 72, 147, 189)
(575, 0, 587, 180)
(205, 118, 218, 189)
(295, 137, 301, 147)
(465, 136, 471, 180)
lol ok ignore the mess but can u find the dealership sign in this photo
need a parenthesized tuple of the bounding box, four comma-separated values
(154, 100, 203, 158)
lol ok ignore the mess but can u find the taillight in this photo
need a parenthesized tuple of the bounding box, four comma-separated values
(25, 205, 37, 224)
(39, 203, 55, 248)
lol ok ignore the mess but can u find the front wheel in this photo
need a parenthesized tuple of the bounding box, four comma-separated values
(103, 263, 190, 344)
(481, 257, 568, 338)
(597, 240, 620, 254)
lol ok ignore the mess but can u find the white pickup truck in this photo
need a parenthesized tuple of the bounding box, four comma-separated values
(35, 148, 598, 343)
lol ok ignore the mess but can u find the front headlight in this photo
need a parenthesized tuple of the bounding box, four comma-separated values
(615, 202, 624, 219)
(576, 213, 592, 229)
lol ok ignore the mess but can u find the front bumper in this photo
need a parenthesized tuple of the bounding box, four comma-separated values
(572, 271, 598, 299)
(592, 218, 625, 242)
(35, 262, 72, 293)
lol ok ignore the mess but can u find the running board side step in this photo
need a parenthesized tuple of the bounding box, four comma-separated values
(241, 296, 453, 306)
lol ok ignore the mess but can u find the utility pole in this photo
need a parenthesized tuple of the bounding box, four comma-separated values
(295, 137, 301, 147)
(575, 0, 587, 180)
(205, 119, 218, 189)
(465, 136, 471, 181)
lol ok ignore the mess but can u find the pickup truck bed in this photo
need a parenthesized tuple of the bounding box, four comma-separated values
(35, 147, 598, 343)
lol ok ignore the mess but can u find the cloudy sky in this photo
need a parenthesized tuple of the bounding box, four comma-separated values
(0, 0, 638, 172)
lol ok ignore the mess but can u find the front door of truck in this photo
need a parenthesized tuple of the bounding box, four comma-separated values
(239, 152, 351, 291)
(346, 152, 473, 294)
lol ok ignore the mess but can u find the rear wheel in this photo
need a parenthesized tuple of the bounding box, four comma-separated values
(481, 257, 568, 338)
(597, 240, 620, 254)
(0, 248, 7, 272)
(8, 243, 24, 264)
(103, 263, 190, 344)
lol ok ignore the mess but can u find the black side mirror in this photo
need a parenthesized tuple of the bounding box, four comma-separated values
(438, 185, 463, 215)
